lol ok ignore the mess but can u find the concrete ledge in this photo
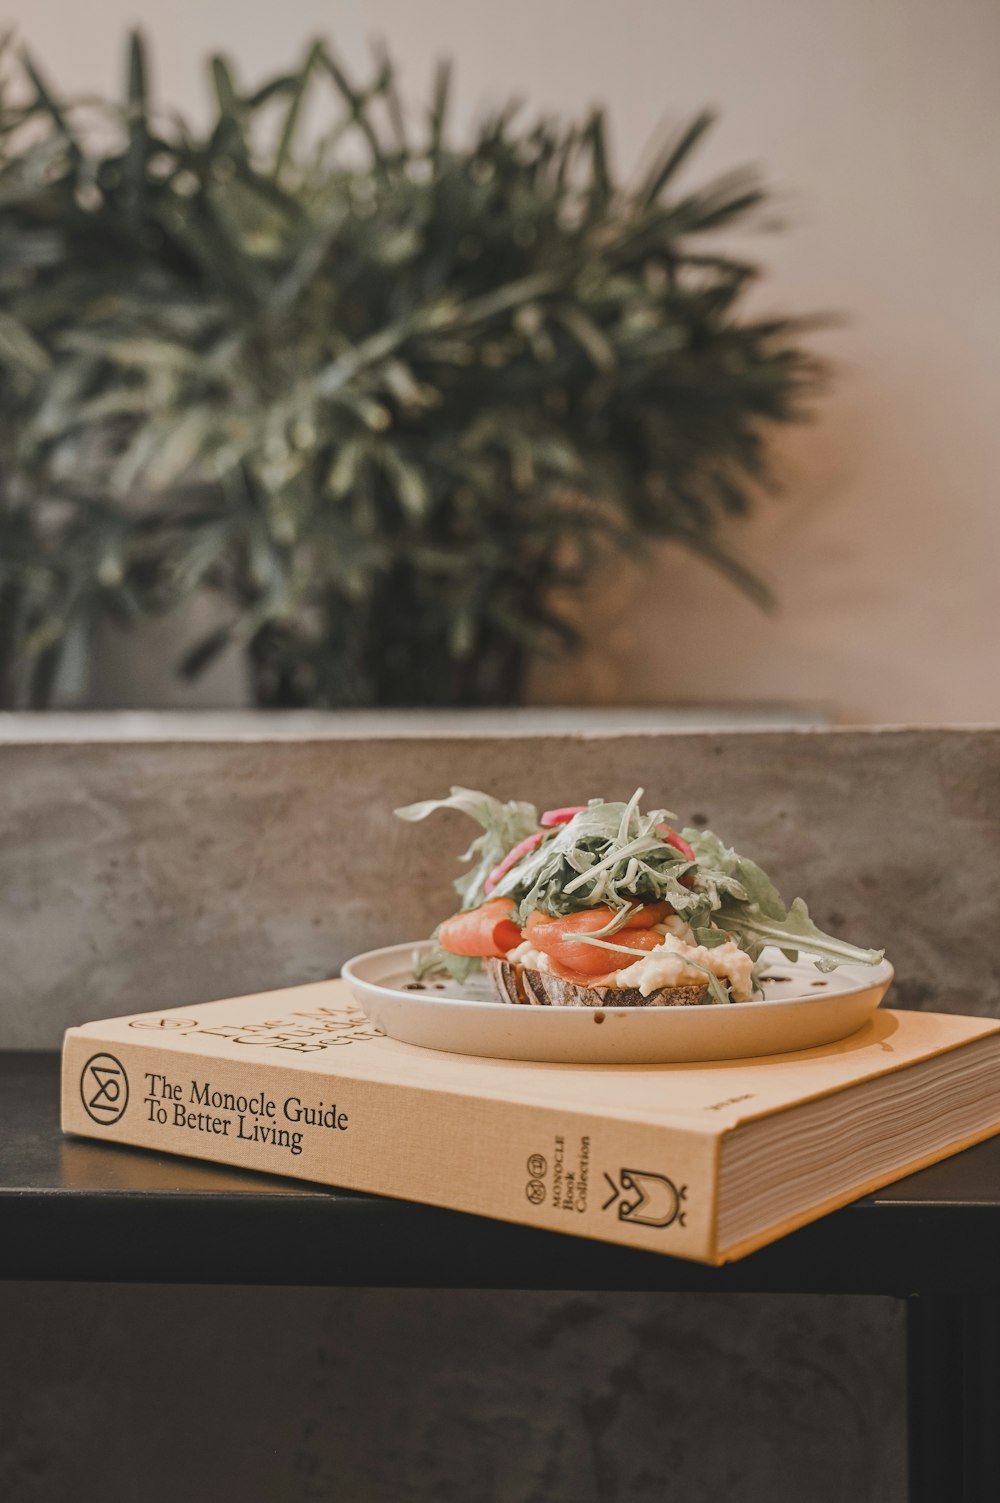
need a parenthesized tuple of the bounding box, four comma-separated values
(0, 706, 829, 740)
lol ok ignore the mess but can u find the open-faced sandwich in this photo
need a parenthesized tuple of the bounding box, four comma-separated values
(395, 788, 884, 1007)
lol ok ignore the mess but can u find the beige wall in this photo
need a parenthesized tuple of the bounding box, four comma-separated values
(14, 0, 1000, 723)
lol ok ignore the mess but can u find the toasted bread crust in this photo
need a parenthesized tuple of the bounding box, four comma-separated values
(486, 958, 709, 1009)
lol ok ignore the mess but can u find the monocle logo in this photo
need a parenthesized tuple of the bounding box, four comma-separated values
(80, 1053, 130, 1125)
(601, 1169, 687, 1228)
(525, 1152, 548, 1204)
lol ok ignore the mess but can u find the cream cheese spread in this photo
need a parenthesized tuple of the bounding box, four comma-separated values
(614, 933, 755, 1001)
(506, 939, 553, 973)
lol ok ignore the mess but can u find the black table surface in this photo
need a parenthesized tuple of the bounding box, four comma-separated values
(4, 1051, 1000, 1294)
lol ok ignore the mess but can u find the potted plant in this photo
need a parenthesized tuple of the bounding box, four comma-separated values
(0, 35, 821, 709)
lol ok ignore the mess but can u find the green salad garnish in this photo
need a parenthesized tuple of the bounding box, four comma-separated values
(396, 787, 884, 988)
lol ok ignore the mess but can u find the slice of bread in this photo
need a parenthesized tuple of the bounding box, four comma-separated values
(486, 957, 709, 1009)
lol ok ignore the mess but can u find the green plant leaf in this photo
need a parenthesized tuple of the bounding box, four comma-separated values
(210, 54, 241, 119)
(429, 59, 451, 154)
(0, 310, 50, 376)
(0, 33, 824, 709)
(20, 49, 81, 160)
(639, 110, 715, 206)
(272, 41, 323, 179)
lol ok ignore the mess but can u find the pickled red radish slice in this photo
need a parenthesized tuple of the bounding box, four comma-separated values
(539, 805, 587, 827)
(658, 824, 695, 862)
(483, 831, 544, 895)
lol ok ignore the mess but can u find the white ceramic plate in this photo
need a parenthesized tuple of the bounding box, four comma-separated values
(341, 942, 894, 1065)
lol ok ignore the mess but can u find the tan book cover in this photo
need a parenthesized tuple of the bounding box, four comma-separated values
(61, 983, 1000, 1265)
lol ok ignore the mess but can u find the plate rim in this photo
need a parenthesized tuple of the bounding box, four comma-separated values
(342, 940, 894, 1016)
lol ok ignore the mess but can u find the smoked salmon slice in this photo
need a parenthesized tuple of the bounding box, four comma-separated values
(526, 906, 669, 976)
(439, 897, 523, 958)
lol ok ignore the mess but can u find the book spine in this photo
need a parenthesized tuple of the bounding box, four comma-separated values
(62, 1030, 721, 1264)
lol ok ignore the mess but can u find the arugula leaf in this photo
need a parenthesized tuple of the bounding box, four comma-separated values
(491, 795, 693, 919)
(395, 786, 538, 909)
(715, 895, 885, 971)
(685, 828, 777, 912)
(413, 945, 482, 983)
(397, 790, 884, 980)
(692, 927, 729, 949)
(684, 825, 882, 970)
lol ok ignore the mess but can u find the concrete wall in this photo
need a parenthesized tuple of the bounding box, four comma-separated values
(11, 0, 1000, 724)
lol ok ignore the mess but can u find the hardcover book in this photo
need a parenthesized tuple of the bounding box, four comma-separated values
(61, 982, 1000, 1265)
